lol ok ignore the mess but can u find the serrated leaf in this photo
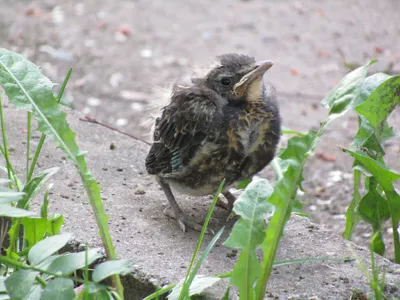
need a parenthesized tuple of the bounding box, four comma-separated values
(224, 179, 274, 299)
(0, 47, 122, 295)
(343, 148, 400, 183)
(321, 62, 372, 116)
(46, 248, 103, 275)
(255, 131, 316, 299)
(355, 72, 393, 107)
(357, 177, 389, 256)
(4, 270, 38, 300)
(356, 75, 400, 128)
(0, 204, 35, 217)
(357, 179, 390, 225)
(168, 275, 220, 300)
(41, 278, 75, 300)
(18, 167, 59, 209)
(28, 233, 72, 266)
(344, 148, 400, 262)
(92, 259, 132, 283)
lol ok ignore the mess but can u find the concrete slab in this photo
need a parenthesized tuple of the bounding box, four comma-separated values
(2, 106, 400, 299)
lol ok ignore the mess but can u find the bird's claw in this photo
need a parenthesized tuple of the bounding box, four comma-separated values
(216, 197, 234, 212)
(163, 207, 213, 234)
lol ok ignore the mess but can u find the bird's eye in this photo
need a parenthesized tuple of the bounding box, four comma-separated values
(220, 78, 232, 86)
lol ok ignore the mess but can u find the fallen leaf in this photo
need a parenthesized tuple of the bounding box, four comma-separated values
(316, 151, 336, 162)
(97, 22, 107, 29)
(25, 7, 41, 16)
(375, 46, 385, 54)
(317, 50, 331, 57)
(119, 26, 132, 36)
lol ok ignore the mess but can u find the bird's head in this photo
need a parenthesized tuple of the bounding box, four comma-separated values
(196, 53, 273, 104)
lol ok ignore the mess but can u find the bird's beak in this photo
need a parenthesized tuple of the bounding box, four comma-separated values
(234, 60, 273, 96)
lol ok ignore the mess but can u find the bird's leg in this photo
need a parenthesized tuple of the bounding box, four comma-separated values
(156, 177, 204, 232)
(216, 191, 237, 212)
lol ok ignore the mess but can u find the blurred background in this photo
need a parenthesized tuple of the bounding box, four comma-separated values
(1, 0, 400, 259)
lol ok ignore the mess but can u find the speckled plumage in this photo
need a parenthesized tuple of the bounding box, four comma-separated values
(145, 53, 281, 232)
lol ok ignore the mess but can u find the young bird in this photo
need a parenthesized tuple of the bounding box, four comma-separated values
(145, 53, 281, 232)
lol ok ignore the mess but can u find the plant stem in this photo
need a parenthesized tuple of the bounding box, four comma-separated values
(35, 275, 47, 288)
(26, 112, 32, 182)
(344, 169, 361, 239)
(27, 68, 72, 181)
(179, 180, 225, 299)
(0, 94, 13, 189)
(27, 134, 45, 182)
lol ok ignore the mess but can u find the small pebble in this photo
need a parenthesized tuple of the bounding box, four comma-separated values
(140, 49, 153, 58)
(135, 189, 146, 195)
(116, 118, 127, 126)
(87, 97, 101, 106)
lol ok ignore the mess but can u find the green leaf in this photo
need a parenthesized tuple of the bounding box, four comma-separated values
(0, 277, 6, 292)
(0, 204, 35, 217)
(357, 179, 390, 225)
(28, 233, 72, 266)
(41, 278, 75, 300)
(21, 215, 64, 249)
(356, 75, 400, 128)
(24, 284, 43, 300)
(0, 47, 122, 294)
(255, 131, 316, 299)
(18, 167, 59, 209)
(343, 148, 400, 183)
(355, 72, 393, 107)
(40, 183, 53, 219)
(82, 283, 113, 300)
(46, 214, 64, 236)
(0, 190, 24, 203)
(321, 61, 373, 116)
(168, 275, 220, 300)
(92, 259, 132, 283)
(357, 177, 390, 256)
(224, 179, 274, 299)
(35, 255, 60, 270)
(46, 248, 103, 275)
(22, 217, 48, 247)
(236, 178, 252, 190)
(343, 148, 400, 262)
(178, 227, 224, 299)
(5, 270, 38, 300)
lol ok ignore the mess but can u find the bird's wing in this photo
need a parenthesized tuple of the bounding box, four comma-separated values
(145, 86, 224, 175)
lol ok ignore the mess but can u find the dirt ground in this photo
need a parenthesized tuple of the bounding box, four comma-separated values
(1, 0, 400, 261)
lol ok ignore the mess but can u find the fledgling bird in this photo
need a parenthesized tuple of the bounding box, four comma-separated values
(145, 53, 281, 232)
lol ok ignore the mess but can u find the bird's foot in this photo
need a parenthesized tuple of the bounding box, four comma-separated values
(216, 197, 233, 212)
(163, 207, 213, 234)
